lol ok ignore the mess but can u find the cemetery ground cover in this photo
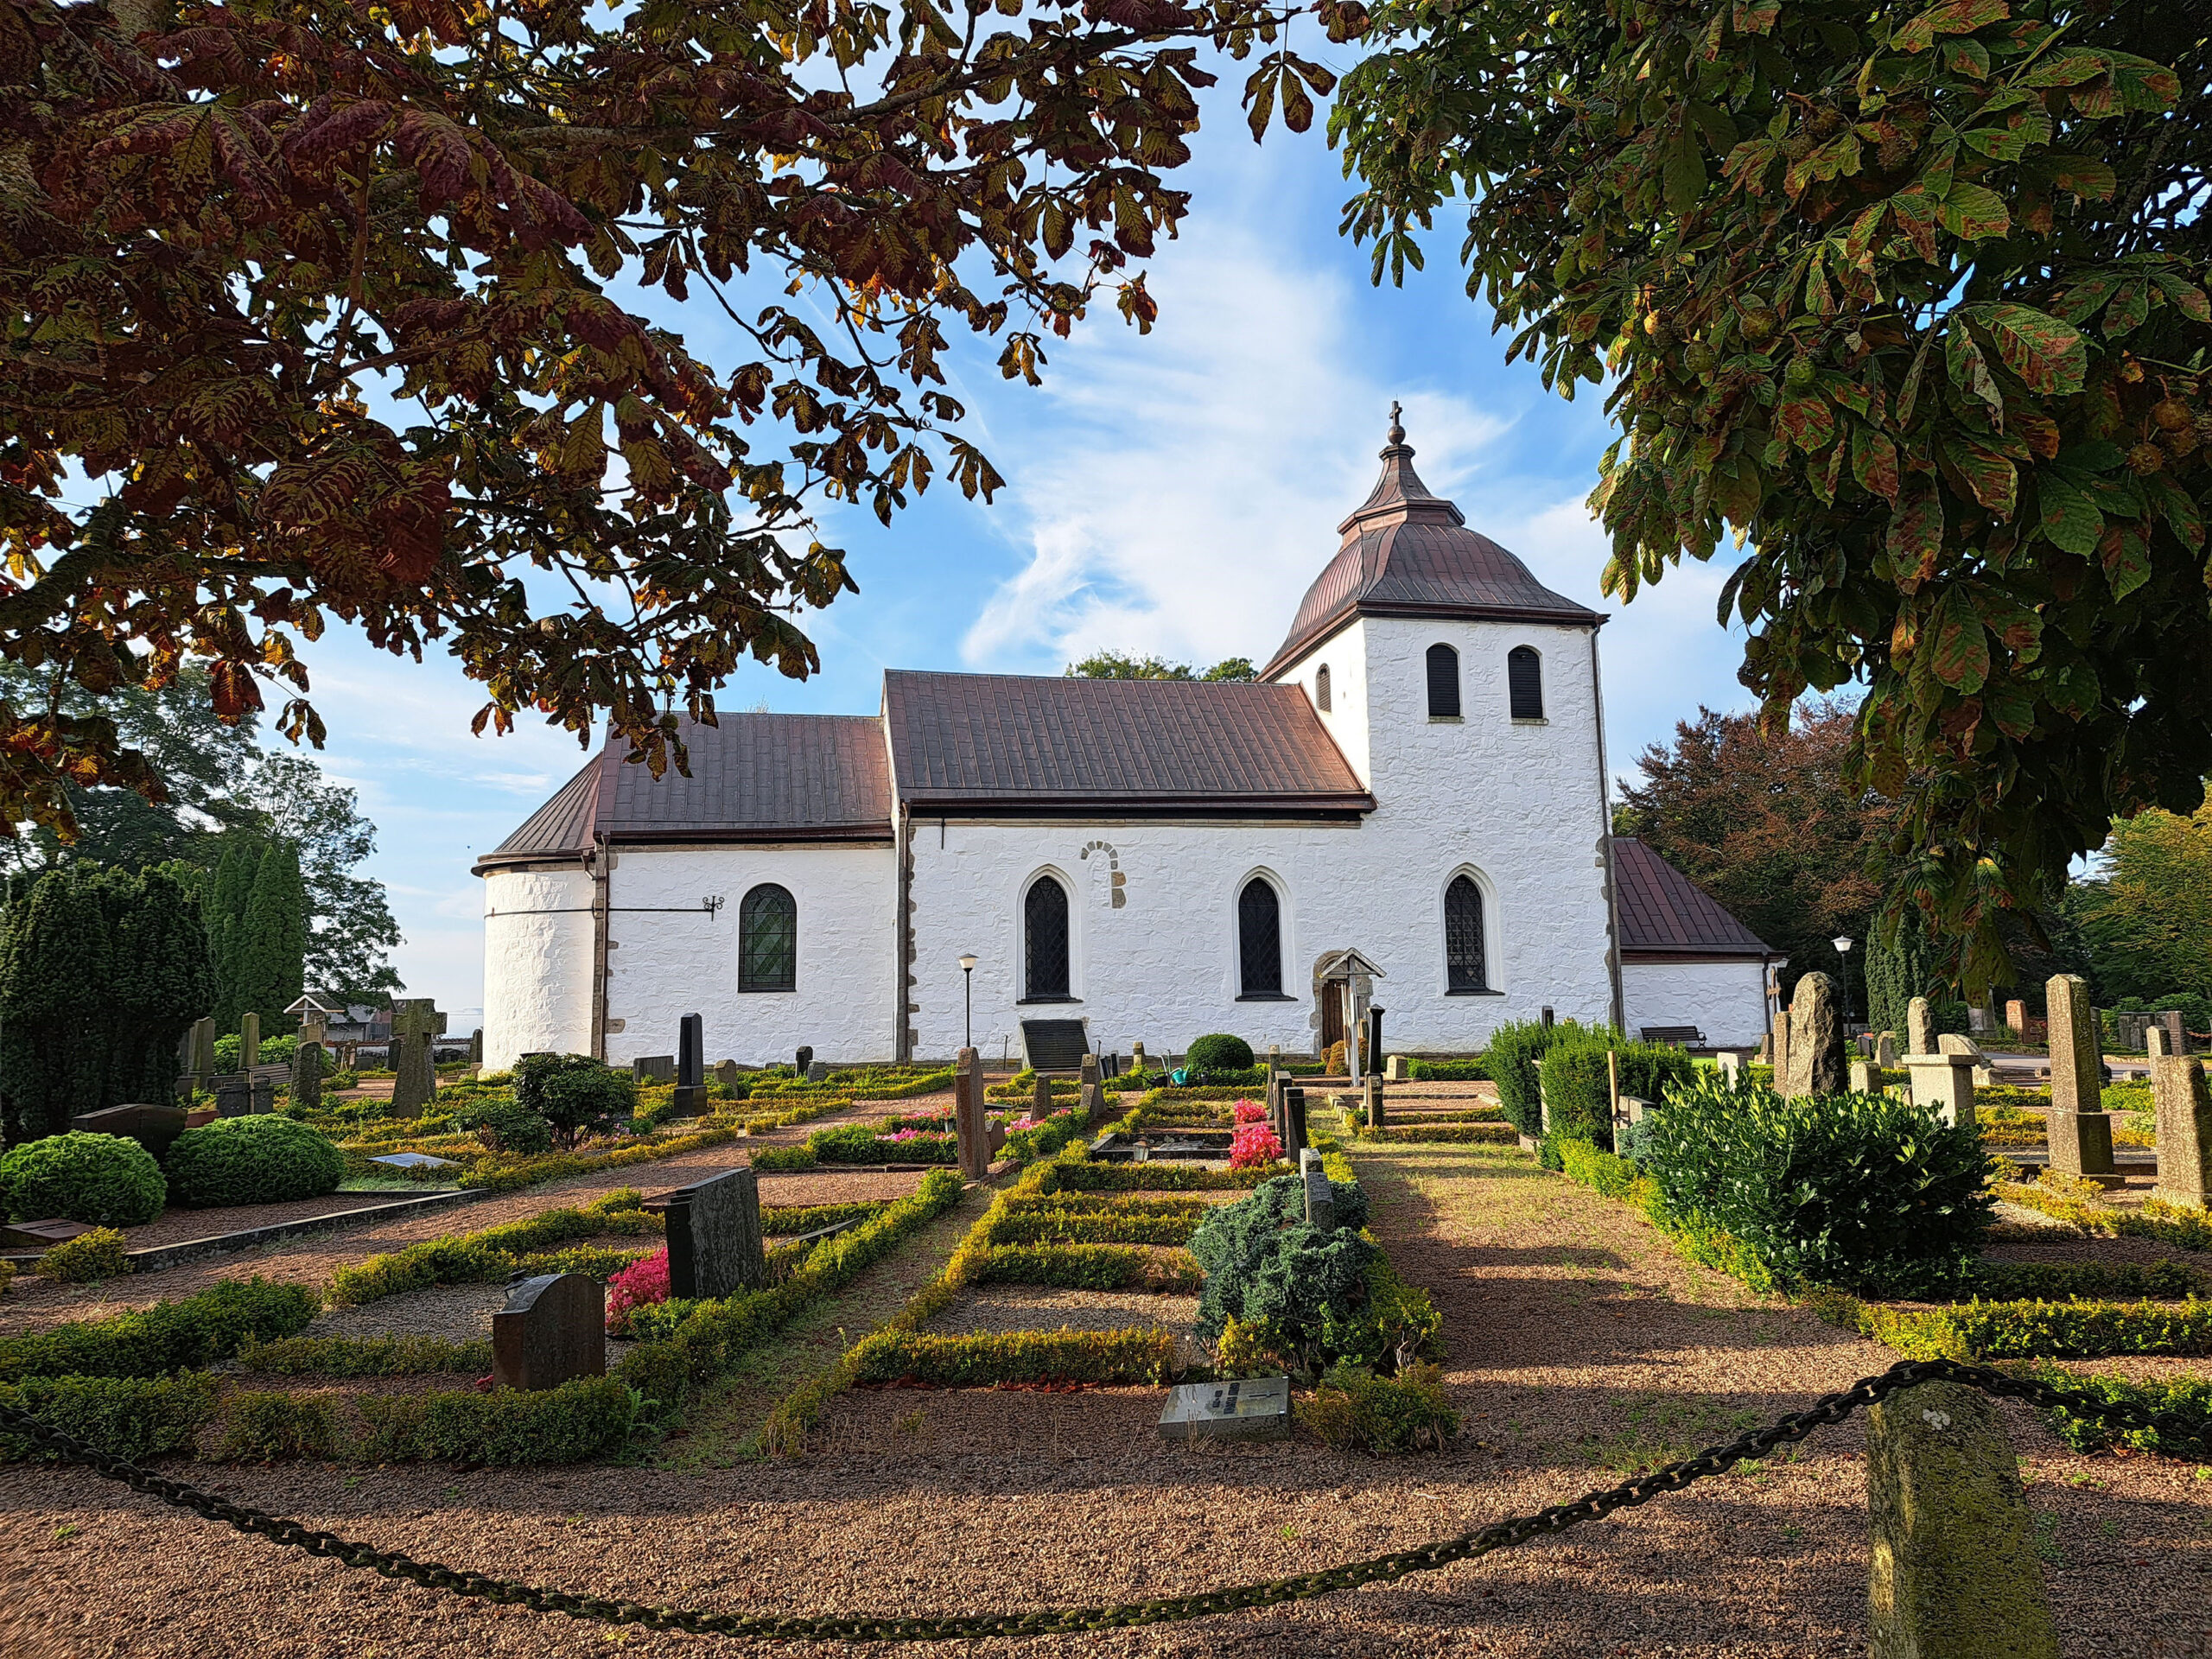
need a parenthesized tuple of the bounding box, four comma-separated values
(7, 1135, 2211, 1656)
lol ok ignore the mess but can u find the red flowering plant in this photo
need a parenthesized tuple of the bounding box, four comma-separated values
(605, 1247, 670, 1336)
(1232, 1098, 1268, 1124)
(1230, 1122, 1284, 1169)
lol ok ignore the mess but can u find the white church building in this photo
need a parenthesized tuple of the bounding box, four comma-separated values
(476, 422, 1777, 1072)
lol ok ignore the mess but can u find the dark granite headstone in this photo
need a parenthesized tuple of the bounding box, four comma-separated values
(213, 1074, 253, 1118)
(251, 1074, 276, 1116)
(71, 1103, 188, 1162)
(794, 1046, 814, 1076)
(2, 1218, 96, 1249)
(1283, 1087, 1307, 1162)
(652, 1167, 766, 1300)
(632, 1054, 676, 1084)
(491, 1273, 605, 1390)
(672, 1014, 708, 1113)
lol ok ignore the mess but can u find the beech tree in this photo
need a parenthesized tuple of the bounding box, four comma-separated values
(0, 0, 1360, 840)
(1334, 0, 2212, 988)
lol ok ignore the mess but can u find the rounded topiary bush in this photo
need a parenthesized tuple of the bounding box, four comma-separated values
(0, 1133, 167, 1226)
(163, 1116, 345, 1208)
(1185, 1033, 1255, 1073)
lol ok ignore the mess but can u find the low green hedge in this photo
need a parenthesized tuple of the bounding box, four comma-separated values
(845, 1328, 1179, 1387)
(1298, 1361, 1459, 1452)
(327, 1189, 660, 1305)
(232, 1334, 493, 1376)
(762, 1201, 892, 1236)
(1403, 1058, 1488, 1082)
(1052, 1161, 1268, 1192)
(457, 1119, 747, 1193)
(2030, 1364, 2212, 1456)
(1811, 1289, 2212, 1361)
(982, 1205, 1205, 1248)
(210, 1374, 638, 1464)
(976, 1244, 1203, 1293)
(0, 1373, 217, 1461)
(1997, 1180, 2212, 1253)
(1558, 1138, 1645, 1202)
(0, 1279, 318, 1385)
(1969, 1259, 2203, 1302)
(1355, 1122, 1516, 1145)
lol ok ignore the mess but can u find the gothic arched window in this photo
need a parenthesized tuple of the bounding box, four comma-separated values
(739, 884, 797, 992)
(1446, 875, 1488, 992)
(1024, 875, 1071, 999)
(1508, 646, 1544, 721)
(1315, 664, 1332, 712)
(1427, 643, 1461, 717)
(1237, 879, 1283, 998)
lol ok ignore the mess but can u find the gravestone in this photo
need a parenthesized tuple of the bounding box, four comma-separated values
(252, 1074, 276, 1115)
(806, 1061, 829, 1084)
(632, 1055, 676, 1084)
(213, 1074, 255, 1118)
(1032, 1071, 1052, 1122)
(715, 1059, 741, 1091)
(1907, 996, 1934, 1058)
(1300, 1149, 1335, 1230)
(188, 1016, 215, 1091)
(1967, 1004, 1992, 1034)
(2149, 1027, 2172, 1060)
(1158, 1376, 1292, 1442)
(794, 1046, 813, 1076)
(1905, 1054, 1976, 1128)
(239, 1011, 260, 1070)
(1363, 1075, 1384, 1129)
(954, 1046, 990, 1179)
(491, 1274, 606, 1391)
(2004, 999, 2027, 1037)
(1783, 972, 1845, 1097)
(291, 1039, 325, 1114)
(370, 1151, 459, 1173)
(2152, 1057, 2212, 1211)
(2158, 1009, 2189, 1055)
(2045, 974, 2115, 1179)
(651, 1166, 766, 1299)
(1617, 1094, 1655, 1128)
(1079, 1052, 1099, 1089)
(673, 1014, 708, 1116)
(1363, 1006, 1385, 1084)
(1848, 1058, 1878, 1095)
(1770, 1012, 1791, 1087)
(389, 998, 446, 1116)
(1757, 1033, 1770, 1065)
(1282, 1087, 1308, 1162)
(2114, 1011, 2152, 1052)
(2, 1218, 96, 1249)
(1866, 1381, 2056, 1659)
(1876, 1032, 1899, 1068)
(71, 1103, 188, 1162)
(1717, 1051, 1743, 1085)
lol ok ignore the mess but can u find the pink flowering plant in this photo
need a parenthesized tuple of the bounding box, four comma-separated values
(1230, 1122, 1284, 1170)
(605, 1246, 670, 1336)
(1232, 1098, 1268, 1125)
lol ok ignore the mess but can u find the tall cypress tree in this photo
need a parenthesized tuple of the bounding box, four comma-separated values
(234, 841, 307, 1025)
(205, 841, 256, 1027)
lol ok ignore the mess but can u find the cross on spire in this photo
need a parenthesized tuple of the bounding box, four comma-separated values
(1387, 401, 1405, 447)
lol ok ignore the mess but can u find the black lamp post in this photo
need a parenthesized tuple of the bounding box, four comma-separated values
(1833, 935, 1855, 1023)
(958, 953, 978, 1050)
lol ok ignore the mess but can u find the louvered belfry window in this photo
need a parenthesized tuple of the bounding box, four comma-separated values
(1427, 643, 1461, 717)
(1508, 646, 1544, 720)
(739, 883, 797, 992)
(1238, 879, 1282, 997)
(1315, 664, 1332, 712)
(1025, 876, 1070, 998)
(1446, 875, 1487, 992)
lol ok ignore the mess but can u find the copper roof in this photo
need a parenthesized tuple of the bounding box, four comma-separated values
(1261, 418, 1601, 679)
(1611, 837, 1775, 958)
(882, 670, 1371, 817)
(474, 714, 893, 871)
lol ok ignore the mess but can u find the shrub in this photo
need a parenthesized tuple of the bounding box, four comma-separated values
(1815, 1289, 2212, 1362)
(1191, 1173, 1374, 1375)
(326, 1190, 658, 1305)
(451, 1097, 555, 1155)
(214, 1033, 299, 1071)
(1536, 1029, 1694, 1152)
(164, 1116, 344, 1208)
(0, 1278, 319, 1383)
(0, 1133, 165, 1226)
(749, 1145, 817, 1173)
(38, 1227, 130, 1281)
(1299, 1362, 1459, 1453)
(513, 1052, 635, 1148)
(1230, 1122, 1283, 1169)
(1232, 1099, 1267, 1124)
(1185, 1033, 1255, 1073)
(976, 1243, 1204, 1293)
(1405, 1058, 1488, 1081)
(0, 1373, 217, 1462)
(1642, 1073, 1993, 1299)
(846, 1328, 1177, 1387)
(1485, 1019, 1569, 1136)
(2030, 1365, 2212, 1457)
(233, 1334, 492, 1376)
(606, 1247, 671, 1335)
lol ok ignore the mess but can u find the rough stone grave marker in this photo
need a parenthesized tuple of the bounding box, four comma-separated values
(1783, 972, 1845, 1097)
(389, 998, 446, 1116)
(2005, 999, 2028, 1036)
(673, 1014, 708, 1115)
(649, 1166, 767, 1299)
(1158, 1376, 1292, 1442)
(71, 1103, 188, 1161)
(1032, 1071, 1053, 1122)
(2046, 974, 2115, 1178)
(1907, 996, 1934, 1058)
(2152, 1056, 2212, 1211)
(239, 1011, 260, 1070)
(2149, 1027, 2172, 1059)
(492, 1274, 606, 1391)
(954, 1046, 989, 1179)
(187, 1016, 215, 1095)
(1770, 1012, 1791, 1087)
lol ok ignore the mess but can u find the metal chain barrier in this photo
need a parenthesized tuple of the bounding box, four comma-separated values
(7, 1357, 2207, 1643)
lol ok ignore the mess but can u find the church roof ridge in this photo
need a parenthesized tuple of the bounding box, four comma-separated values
(1262, 409, 1602, 680)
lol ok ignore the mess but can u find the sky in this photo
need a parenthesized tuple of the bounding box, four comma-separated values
(281, 73, 1764, 1027)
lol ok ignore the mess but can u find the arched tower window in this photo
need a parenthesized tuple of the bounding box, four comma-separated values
(1508, 646, 1544, 721)
(1237, 879, 1282, 998)
(1446, 875, 1488, 992)
(1426, 643, 1461, 717)
(1314, 664, 1332, 712)
(1024, 875, 1071, 999)
(739, 884, 797, 992)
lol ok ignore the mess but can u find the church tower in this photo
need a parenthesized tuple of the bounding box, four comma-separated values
(1260, 410, 1624, 1030)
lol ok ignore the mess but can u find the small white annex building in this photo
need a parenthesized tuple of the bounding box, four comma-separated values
(476, 422, 1777, 1071)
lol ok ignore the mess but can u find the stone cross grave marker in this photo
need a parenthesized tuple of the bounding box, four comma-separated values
(1784, 972, 1844, 1097)
(673, 1014, 708, 1115)
(652, 1166, 766, 1299)
(2045, 974, 2115, 1179)
(239, 1010, 260, 1070)
(955, 1046, 989, 1179)
(1907, 996, 1934, 1057)
(2152, 1056, 2212, 1211)
(389, 998, 446, 1116)
(492, 1273, 606, 1391)
(1159, 1376, 1291, 1442)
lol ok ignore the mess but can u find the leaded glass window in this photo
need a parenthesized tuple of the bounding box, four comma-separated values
(739, 883, 797, 992)
(1025, 876, 1070, 998)
(1238, 879, 1282, 997)
(1446, 875, 1487, 992)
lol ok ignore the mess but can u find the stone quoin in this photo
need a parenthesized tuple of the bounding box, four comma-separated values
(474, 419, 1777, 1068)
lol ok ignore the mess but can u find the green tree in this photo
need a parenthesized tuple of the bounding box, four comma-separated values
(2070, 800, 2212, 1003)
(205, 842, 257, 1028)
(230, 843, 308, 1030)
(1333, 0, 2212, 989)
(1066, 651, 1262, 681)
(0, 866, 214, 1143)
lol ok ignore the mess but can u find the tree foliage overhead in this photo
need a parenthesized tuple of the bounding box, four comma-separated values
(1334, 0, 2212, 988)
(1065, 648, 1258, 679)
(1, 0, 1362, 836)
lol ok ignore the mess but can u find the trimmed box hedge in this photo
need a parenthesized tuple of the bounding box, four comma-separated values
(327, 1189, 661, 1306)
(1810, 1288, 2212, 1361)
(0, 1278, 318, 1384)
(846, 1328, 1178, 1388)
(976, 1244, 1203, 1293)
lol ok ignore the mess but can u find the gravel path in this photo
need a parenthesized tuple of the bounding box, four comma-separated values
(8, 1140, 2211, 1656)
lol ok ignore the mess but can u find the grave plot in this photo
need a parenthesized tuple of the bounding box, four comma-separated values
(1324, 1077, 1516, 1147)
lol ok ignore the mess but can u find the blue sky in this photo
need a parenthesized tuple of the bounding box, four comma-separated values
(283, 82, 1762, 1026)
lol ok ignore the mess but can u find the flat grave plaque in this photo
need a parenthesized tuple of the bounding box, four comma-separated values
(370, 1152, 460, 1171)
(1159, 1376, 1292, 1442)
(3, 1218, 97, 1249)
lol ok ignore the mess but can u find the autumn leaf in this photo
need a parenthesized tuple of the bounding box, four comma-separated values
(1970, 304, 2088, 396)
(1935, 181, 2010, 240)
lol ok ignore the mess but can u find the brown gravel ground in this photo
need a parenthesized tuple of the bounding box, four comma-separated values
(0, 1095, 948, 1336)
(7, 1141, 2212, 1656)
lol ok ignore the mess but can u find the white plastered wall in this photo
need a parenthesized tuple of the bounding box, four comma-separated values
(1621, 959, 1771, 1047)
(481, 865, 595, 1071)
(601, 844, 898, 1068)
